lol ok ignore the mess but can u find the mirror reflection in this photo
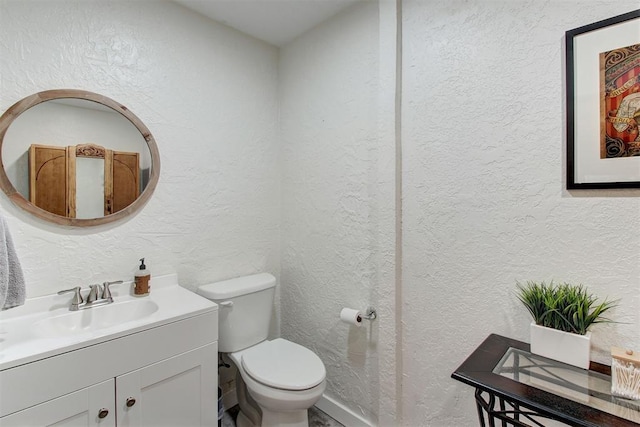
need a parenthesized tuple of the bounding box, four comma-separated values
(4, 99, 151, 218)
(76, 156, 105, 219)
(0, 90, 160, 227)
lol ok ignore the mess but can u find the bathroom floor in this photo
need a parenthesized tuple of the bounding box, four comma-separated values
(221, 405, 344, 427)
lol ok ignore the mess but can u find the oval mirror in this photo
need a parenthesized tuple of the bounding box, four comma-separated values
(0, 89, 160, 227)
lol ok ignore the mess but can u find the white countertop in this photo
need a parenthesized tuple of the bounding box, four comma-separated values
(0, 274, 217, 371)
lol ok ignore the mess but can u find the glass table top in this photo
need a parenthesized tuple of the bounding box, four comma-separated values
(494, 347, 640, 424)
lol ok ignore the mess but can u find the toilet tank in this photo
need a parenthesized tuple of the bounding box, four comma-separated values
(196, 273, 276, 353)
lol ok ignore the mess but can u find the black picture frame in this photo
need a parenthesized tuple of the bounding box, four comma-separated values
(566, 9, 640, 189)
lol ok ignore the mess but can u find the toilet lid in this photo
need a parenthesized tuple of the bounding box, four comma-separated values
(241, 338, 326, 391)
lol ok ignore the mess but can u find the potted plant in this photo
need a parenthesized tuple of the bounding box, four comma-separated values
(516, 281, 617, 369)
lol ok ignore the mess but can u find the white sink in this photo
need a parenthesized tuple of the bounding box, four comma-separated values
(0, 274, 217, 370)
(34, 299, 160, 337)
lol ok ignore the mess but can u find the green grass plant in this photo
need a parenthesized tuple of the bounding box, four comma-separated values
(516, 281, 617, 335)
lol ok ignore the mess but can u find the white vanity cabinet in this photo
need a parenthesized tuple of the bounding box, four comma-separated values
(0, 379, 116, 427)
(1, 343, 217, 427)
(0, 279, 218, 427)
(116, 343, 217, 427)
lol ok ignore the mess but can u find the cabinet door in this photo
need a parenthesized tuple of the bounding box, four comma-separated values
(0, 379, 115, 427)
(28, 144, 70, 217)
(116, 343, 217, 427)
(110, 151, 139, 215)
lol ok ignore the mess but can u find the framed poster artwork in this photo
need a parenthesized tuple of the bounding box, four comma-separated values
(566, 9, 640, 189)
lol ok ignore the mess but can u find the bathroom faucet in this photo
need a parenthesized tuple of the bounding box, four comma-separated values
(101, 280, 122, 302)
(57, 286, 83, 310)
(87, 284, 101, 303)
(58, 280, 122, 311)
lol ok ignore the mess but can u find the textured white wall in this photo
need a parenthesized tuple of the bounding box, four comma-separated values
(402, 1, 640, 425)
(0, 1, 281, 310)
(279, 2, 387, 424)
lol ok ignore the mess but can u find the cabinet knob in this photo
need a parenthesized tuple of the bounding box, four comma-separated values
(126, 397, 136, 407)
(98, 408, 109, 419)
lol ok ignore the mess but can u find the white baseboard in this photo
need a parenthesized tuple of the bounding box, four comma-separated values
(315, 394, 372, 427)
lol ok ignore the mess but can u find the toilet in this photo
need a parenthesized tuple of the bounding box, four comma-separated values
(197, 273, 326, 427)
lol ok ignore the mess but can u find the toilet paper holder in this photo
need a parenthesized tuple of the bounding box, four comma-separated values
(362, 306, 377, 321)
(340, 306, 378, 326)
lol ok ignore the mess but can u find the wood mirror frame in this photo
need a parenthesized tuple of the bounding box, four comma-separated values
(0, 89, 160, 227)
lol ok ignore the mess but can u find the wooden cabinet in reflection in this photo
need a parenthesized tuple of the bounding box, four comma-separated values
(29, 143, 139, 218)
(28, 145, 68, 216)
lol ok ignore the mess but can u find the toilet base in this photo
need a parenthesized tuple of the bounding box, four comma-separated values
(236, 407, 309, 427)
(261, 408, 309, 427)
(236, 410, 256, 427)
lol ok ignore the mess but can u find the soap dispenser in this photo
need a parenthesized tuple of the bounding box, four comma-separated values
(134, 258, 151, 296)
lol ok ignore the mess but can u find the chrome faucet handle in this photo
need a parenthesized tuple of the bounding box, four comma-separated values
(102, 280, 123, 301)
(58, 286, 83, 307)
(87, 284, 101, 303)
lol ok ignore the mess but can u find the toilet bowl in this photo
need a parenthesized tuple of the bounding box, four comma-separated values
(229, 339, 326, 427)
(196, 273, 327, 427)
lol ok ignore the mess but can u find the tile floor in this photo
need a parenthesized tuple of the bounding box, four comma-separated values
(221, 405, 344, 427)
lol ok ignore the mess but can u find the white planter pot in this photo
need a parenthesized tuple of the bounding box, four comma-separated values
(529, 322, 591, 369)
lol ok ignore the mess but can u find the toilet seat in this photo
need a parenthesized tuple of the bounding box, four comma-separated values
(240, 338, 326, 391)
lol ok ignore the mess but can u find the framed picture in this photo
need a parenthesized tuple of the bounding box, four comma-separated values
(566, 9, 640, 189)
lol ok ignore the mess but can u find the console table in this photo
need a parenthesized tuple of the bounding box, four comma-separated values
(452, 334, 640, 426)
